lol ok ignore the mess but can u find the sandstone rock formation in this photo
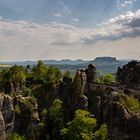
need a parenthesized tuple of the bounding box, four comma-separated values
(76, 95, 88, 110)
(86, 85, 140, 140)
(85, 64, 96, 83)
(59, 76, 73, 122)
(0, 93, 40, 140)
(0, 111, 5, 140)
(102, 92, 140, 140)
(116, 61, 140, 88)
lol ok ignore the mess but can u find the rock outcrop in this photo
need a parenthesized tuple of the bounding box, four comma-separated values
(101, 92, 140, 140)
(76, 95, 88, 110)
(86, 86, 140, 140)
(116, 61, 140, 88)
(85, 64, 96, 83)
(0, 94, 14, 139)
(84, 62, 140, 140)
(0, 93, 40, 140)
(0, 111, 5, 140)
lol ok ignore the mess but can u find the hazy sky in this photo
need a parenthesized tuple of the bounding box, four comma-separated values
(0, 0, 140, 61)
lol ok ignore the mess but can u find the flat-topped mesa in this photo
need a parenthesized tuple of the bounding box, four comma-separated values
(116, 61, 140, 88)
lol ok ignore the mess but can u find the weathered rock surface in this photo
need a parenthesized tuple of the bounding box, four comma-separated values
(76, 95, 88, 110)
(85, 64, 96, 83)
(103, 97, 140, 140)
(0, 94, 14, 139)
(0, 111, 5, 140)
(91, 90, 140, 140)
(0, 93, 40, 140)
(116, 61, 140, 88)
(85, 78, 140, 140)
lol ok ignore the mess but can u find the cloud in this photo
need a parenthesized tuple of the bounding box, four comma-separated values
(82, 9, 140, 44)
(0, 16, 3, 20)
(0, 19, 81, 60)
(53, 13, 63, 17)
(72, 18, 79, 22)
(59, 0, 71, 14)
(117, 0, 136, 8)
(0, 10, 140, 60)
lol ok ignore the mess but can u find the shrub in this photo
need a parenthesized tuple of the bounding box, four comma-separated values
(93, 123, 107, 140)
(117, 94, 140, 112)
(96, 73, 114, 84)
(7, 133, 25, 140)
(14, 104, 21, 114)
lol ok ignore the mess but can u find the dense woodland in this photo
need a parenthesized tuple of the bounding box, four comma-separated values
(0, 61, 107, 140)
(0, 60, 139, 140)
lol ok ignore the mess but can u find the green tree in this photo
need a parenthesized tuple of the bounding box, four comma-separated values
(97, 73, 114, 84)
(93, 123, 107, 140)
(61, 110, 97, 140)
(10, 65, 26, 92)
(0, 69, 12, 93)
(45, 67, 62, 84)
(0, 65, 26, 93)
(63, 70, 72, 79)
(48, 99, 64, 139)
(32, 60, 47, 82)
(7, 133, 25, 140)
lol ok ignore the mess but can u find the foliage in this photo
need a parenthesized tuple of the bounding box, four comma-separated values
(17, 99, 34, 115)
(21, 86, 32, 96)
(61, 110, 97, 140)
(0, 65, 26, 93)
(93, 123, 107, 140)
(48, 99, 64, 127)
(14, 104, 21, 114)
(0, 69, 11, 82)
(10, 65, 26, 83)
(117, 94, 140, 112)
(7, 133, 26, 140)
(41, 108, 48, 121)
(32, 60, 47, 82)
(63, 70, 72, 79)
(96, 73, 114, 84)
(47, 99, 64, 139)
(45, 67, 62, 84)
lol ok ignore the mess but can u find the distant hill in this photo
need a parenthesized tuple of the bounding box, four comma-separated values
(46, 57, 130, 74)
(80, 57, 124, 73)
(0, 57, 131, 74)
(44, 59, 88, 65)
(0, 59, 87, 66)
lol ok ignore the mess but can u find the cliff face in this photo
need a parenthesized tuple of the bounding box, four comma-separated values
(0, 94, 14, 140)
(102, 92, 140, 140)
(60, 63, 140, 140)
(0, 93, 39, 140)
(81, 63, 140, 140)
(86, 85, 140, 140)
(116, 61, 140, 88)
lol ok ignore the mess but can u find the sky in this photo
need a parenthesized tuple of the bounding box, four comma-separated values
(0, 0, 140, 61)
